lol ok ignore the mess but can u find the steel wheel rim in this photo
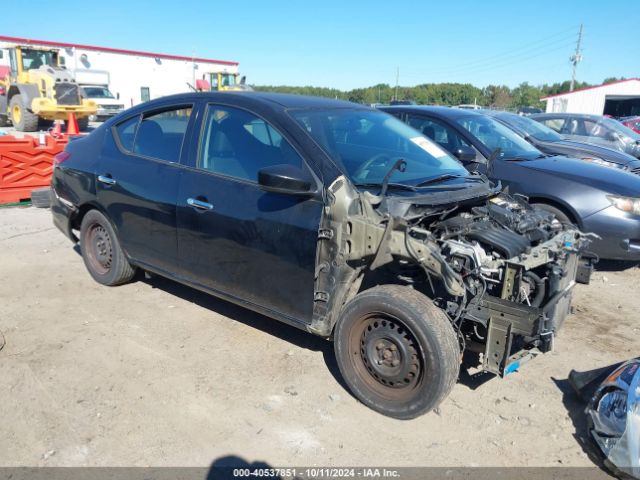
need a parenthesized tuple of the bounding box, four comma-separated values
(86, 223, 113, 275)
(12, 105, 21, 124)
(347, 312, 425, 401)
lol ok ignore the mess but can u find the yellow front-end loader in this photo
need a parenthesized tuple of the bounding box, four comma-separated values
(0, 45, 96, 131)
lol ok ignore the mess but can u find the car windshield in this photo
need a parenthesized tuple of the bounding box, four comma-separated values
(290, 109, 469, 186)
(83, 87, 115, 99)
(498, 113, 563, 142)
(457, 115, 542, 159)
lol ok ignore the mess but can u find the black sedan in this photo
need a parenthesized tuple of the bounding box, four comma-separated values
(381, 105, 640, 260)
(51, 93, 589, 418)
(483, 110, 640, 173)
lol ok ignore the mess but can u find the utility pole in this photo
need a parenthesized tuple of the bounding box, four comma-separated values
(569, 24, 583, 92)
(395, 66, 399, 101)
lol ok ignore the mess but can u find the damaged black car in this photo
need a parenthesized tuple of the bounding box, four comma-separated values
(51, 92, 591, 419)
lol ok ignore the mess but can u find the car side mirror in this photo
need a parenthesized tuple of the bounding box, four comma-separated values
(453, 146, 479, 162)
(258, 164, 314, 196)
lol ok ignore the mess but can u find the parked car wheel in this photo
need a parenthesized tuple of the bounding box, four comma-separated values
(80, 210, 136, 286)
(334, 285, 460, 419)
(9, 95, 39, 132)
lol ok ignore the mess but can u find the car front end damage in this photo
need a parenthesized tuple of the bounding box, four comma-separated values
(311, 177, 592, 377)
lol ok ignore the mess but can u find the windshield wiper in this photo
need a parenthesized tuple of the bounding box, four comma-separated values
(414, 173, 484, 187)
(354, 182, 417, 191)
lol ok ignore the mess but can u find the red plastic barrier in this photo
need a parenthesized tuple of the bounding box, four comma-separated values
(0, 134, 69, 204)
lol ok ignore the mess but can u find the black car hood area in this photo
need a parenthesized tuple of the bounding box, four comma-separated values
(514, 155, 640, 196)
(536, 139, 638, 166)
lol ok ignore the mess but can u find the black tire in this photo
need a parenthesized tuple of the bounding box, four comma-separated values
(77, 116, 90, 132)
(531, 203, 572, 226)
(80, 209, 136, 286)
(0, 114, 9, 127)
(30, 187, 51, 208)
(9, 94, 39, 132)
(334, 285, 460, 419)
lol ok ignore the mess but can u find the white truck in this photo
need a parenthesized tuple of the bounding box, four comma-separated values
(73, 69, 125, 122)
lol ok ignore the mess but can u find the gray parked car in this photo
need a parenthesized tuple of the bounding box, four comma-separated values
(530, 113, 640, 159)
(483, 110, 640, 173)
(382, 106, 640, 261)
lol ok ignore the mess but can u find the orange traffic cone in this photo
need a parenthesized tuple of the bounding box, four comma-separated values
(66, 113, 79, 136)
(51, 120, 63, 137)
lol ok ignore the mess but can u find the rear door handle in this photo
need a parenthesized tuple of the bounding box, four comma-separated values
(187, 198, 213, 211)
(98, 175, 116, 186)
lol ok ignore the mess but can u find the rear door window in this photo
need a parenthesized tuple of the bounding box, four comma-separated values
(114, 106, 193, 161)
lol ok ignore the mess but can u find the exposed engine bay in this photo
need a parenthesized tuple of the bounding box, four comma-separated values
(311, 177, 592, 377)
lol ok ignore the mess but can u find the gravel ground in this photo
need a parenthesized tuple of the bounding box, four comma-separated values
(0, 206, 638, 469)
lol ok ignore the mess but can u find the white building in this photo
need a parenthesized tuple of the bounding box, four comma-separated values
(541, 78, 640, 117)
(0, 35, 239, 108)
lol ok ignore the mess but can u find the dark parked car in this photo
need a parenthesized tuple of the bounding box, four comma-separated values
(516, 107, 543, 115)
(52, 92, 589, 419)
(483, 110, 640, 172)
(381, 105, 640, 260)
(530, 113, 640, 159)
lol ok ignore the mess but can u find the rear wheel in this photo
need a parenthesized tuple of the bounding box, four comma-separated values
(9, 95, 39, 132)
(80, 210, 136, 286)
(334, 285, 460, 419)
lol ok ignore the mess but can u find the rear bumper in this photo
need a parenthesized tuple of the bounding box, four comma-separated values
(582, 206, 640, 260)
(50, 185, 77, 242)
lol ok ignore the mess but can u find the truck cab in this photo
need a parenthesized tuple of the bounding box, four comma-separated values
(73, 69, 124, 122)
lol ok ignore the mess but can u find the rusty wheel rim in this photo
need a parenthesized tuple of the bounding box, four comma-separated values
(85, 223, 113, 275)
(348, 313, 424, 400)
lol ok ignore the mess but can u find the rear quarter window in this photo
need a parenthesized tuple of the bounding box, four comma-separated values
(114, 115, 139, 151)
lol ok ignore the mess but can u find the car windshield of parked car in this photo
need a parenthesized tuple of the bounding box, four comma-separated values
(83, 87, 115, 99)
(457, 115, 542, 159)
(499, 114, 563, 142)
(290, 109, 469, 186)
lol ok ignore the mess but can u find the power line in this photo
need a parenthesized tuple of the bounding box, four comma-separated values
(400, 41, 575, 80)
(400, 26, 579, 76)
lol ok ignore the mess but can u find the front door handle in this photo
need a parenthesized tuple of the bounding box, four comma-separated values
(187, 198, 213, 211)
(98, 175, 116, 186)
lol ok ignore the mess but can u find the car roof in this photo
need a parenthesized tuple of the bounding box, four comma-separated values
(133, 91, 360, 110)
(530, 112, 602, 120)
(382, 105, 483, 119)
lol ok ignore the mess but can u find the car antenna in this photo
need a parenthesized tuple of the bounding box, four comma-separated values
(487, 148, 501, 178)
(379, 159, 407, 197)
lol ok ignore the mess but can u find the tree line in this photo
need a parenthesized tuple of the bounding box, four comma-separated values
(253, 77, 627, 109)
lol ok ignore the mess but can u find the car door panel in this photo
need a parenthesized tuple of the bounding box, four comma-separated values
(177, 173, 321, 322)
(97, 105, 193, 273)
(98, 131, 182, 272)
(176, 104, 323, 323)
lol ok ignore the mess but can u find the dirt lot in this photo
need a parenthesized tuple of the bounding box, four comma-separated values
(0, 206, 638, 468)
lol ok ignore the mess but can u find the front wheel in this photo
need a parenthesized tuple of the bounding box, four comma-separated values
(80, 209, 136, 286)
(334, 285, 460, 419)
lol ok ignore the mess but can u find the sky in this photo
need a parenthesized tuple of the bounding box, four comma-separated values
(5, 0, 639, 90)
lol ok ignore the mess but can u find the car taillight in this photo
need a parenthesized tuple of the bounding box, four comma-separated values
(53, 151, 71, 166)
